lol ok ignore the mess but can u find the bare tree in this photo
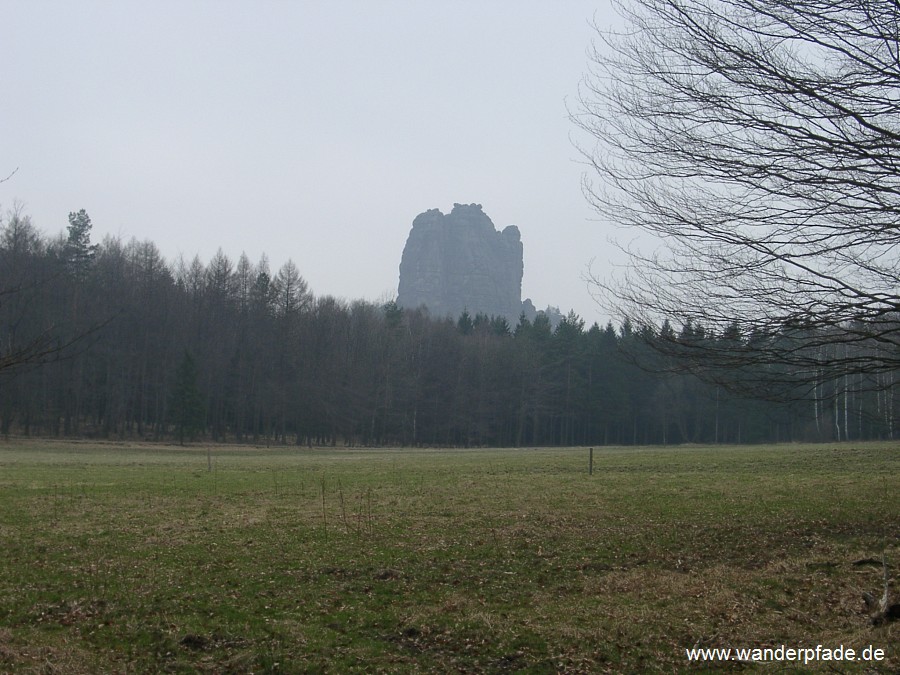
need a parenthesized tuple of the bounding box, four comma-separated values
(574, 0, 900, 394)
(0, 205, 58, 375)
(0, 206, 107, 377)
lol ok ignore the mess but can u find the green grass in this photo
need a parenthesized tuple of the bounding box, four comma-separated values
(0, 440, 897, 673)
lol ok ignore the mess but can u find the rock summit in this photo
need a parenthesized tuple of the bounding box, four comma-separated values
(397, 203, 527, 321)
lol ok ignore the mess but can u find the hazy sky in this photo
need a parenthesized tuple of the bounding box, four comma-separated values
(4, 1, 617, 324)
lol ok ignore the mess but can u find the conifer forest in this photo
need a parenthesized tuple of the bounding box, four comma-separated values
(1, 209, 895, 447)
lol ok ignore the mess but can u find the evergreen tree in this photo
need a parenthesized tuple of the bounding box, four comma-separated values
(490, 315, 511, 337)
(456, 309, 473, 335)
(64, 209, 98, 279)
(171, 351, 205, 444)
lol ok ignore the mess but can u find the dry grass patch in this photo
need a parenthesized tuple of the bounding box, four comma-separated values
(0, 441, 896, 672)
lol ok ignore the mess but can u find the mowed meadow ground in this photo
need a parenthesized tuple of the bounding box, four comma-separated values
(0, 441, 896, 673)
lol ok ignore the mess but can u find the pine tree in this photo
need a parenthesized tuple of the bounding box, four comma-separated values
(64, 209, 98, 280)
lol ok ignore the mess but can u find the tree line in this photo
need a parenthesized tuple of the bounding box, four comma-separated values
(1, 207, 895, 447)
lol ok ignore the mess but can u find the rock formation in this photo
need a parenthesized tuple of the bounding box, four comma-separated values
(397, 203, 526, 321)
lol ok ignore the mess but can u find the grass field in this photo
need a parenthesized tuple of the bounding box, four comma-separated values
(0, 440, 896, 673)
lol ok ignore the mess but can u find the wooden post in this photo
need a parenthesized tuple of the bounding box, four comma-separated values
(589, 447, 593, 475)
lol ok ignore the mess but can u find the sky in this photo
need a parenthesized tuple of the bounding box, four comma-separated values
(3, 1, 618, 325)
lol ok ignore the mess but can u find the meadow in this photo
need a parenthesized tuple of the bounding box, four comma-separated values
(0, 440, 896, 673)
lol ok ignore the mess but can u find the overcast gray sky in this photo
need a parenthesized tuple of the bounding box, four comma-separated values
(4, 1, 617, 324)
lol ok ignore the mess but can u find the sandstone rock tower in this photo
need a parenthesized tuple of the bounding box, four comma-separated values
(397, 203, 524, 321)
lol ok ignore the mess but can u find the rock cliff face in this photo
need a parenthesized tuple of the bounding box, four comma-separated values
(397, 204, 524, 321)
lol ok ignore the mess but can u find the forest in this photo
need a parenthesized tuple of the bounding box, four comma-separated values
(1, 208, 895, 447)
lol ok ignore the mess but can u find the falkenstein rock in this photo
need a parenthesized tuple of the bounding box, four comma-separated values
(397, 203, 528, 321)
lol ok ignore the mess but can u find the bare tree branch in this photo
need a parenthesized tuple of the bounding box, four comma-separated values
(574, 0, 900, 395)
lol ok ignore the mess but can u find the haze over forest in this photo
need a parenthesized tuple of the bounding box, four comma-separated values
(0, 207, 889, 446)
(4, 0, 900, 447)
